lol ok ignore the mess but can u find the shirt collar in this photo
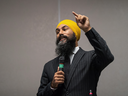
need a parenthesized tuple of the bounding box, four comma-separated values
(72, 46, 79, 54)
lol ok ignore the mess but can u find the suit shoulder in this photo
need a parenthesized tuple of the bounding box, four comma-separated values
(44, 56, 59, 68)
(80, 47, 95, 55)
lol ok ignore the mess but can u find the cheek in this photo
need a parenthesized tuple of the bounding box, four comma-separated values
(65, 31, 73, 37)
(56, 34, 59, 39)
(68, 32, 74, 39)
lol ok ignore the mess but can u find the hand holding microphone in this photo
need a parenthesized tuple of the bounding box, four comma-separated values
(51, 56, 65, 88)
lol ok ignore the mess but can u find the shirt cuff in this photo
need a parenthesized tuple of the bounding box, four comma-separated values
(50, 86, 57, 91)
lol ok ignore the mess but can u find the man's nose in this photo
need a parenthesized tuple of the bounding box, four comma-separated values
(59, 29, 64, 35)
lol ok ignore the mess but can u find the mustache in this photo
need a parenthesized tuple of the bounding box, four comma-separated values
(58, 34, 68, 41)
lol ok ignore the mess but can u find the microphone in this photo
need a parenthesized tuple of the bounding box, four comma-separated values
(59, 55, 65, 71)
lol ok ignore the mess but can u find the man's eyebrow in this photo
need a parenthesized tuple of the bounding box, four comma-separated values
(55, 28, 59, 31)
(55, 25, 68, 31)
(62, 25, 68, 29)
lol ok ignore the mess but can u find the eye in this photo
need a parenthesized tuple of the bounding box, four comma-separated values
(63, 28, 66, 31)
(56, 29, 60, 34)
(56, 31, 59, 34)
(62, 27, 68, 31)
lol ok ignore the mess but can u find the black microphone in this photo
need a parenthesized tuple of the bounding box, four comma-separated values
(59, 56, 65, 71)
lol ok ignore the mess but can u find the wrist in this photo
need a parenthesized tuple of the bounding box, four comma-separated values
(83, 27, 92, 33)
(51, 81, 58, 88)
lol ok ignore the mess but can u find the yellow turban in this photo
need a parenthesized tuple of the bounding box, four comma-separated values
(56, 19, 81, 41)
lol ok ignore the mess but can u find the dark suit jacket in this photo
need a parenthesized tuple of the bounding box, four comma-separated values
(37, 28, 114, 96)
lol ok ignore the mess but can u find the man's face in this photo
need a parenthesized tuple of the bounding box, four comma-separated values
(55, 24, 76, 56)
(56, 24, 75, 45)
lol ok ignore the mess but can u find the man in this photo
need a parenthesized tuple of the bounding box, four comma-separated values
(37, 11, 114, 96)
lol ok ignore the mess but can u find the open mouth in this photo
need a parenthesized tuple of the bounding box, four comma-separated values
(58, 37, 68, 44)
(59, 35, 68, 41)
(60, 37, 67, 41)
(57, 35, 68, 45)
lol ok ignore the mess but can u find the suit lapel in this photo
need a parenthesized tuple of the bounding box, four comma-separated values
(52, 56, 59, 73)
(66, 48, 85, 88)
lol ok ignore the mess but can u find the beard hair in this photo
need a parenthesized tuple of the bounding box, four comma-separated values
(55, 33, 76, 56)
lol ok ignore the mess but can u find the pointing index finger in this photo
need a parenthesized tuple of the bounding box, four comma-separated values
(72, 11, 78, 17)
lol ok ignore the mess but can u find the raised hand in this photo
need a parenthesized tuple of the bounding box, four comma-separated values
(72, 11, 92, 33)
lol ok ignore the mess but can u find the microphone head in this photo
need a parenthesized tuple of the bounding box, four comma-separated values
(59, 55, 65, 63)
(59, 56, 65, 71)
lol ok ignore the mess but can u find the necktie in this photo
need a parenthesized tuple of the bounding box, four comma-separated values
(64, 56, 70, 81)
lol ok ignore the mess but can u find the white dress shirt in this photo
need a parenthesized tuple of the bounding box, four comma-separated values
(69, 46, 80, 64)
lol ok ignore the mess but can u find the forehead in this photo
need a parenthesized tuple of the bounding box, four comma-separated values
(57, 24, 69, 29)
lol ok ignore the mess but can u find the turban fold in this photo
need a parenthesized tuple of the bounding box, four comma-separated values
(57, 19, 81, 41)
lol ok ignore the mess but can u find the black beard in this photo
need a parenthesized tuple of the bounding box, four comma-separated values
(55, 33, 76, 56)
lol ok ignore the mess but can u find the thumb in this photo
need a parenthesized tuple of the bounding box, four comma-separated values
(57, 66, 59, 72)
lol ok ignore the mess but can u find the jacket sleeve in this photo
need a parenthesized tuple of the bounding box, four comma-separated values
(85, 27, 114, 71)
(37, 64, 55, 96)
